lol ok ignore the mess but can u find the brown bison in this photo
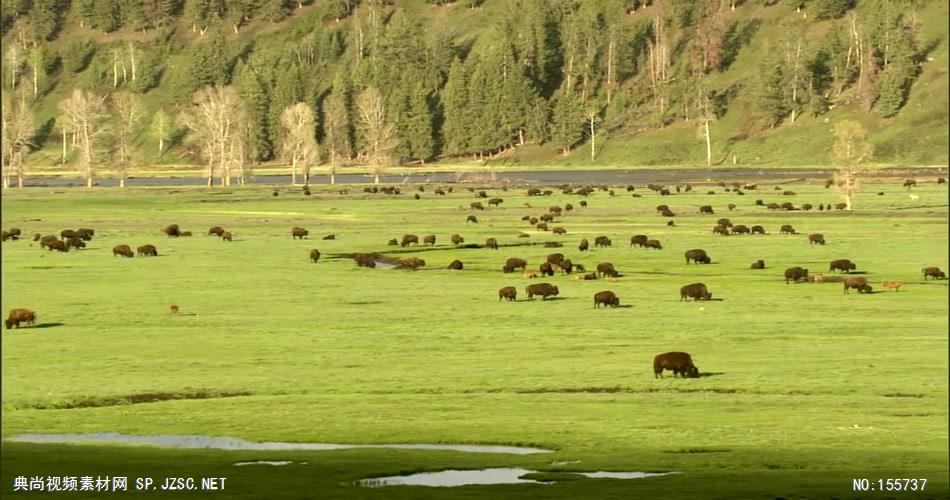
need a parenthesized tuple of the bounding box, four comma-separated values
(644, 239, 663, 250)
(536, 222, 549, 231)
(65, 237, 86, 250)
(843, 277, 873, 294)
(32, 233, 41, 241)
(292, 227, 309, 239)
(488, 198, 504, 207)
(181, 231, 193, 237)
(594, 236, 611, 248)
(397, 257, 426, 270)
(322, 233, 336, 240)
(751, 225, 766, 235)
(808, 233, 826, 245)
(680, 283, 712, 301)
(685, 249, 710, 264)
(1, 231, 15, 241)
(113, 244, 134, 258)
(499, 286, 517, 301)
(716, 218, 733, 227)
(546, 253, 565, 265)
(39, 235, 59, 249)
(503, 258, 528, 273)
(750, 259, 765, 269)
(310, 249, 321, 263)
(780, 224, 796, 235)
(731, 224, 750, 234)
(47, 240, 69, 252)
(539, 262, 555, 277)
(594, 290, 620, 308)
(486, 237, 498, 249)
(452, 234, 464, 246)
(401, 234, 419, 247)
(556, 259, 574, 274)
(829, 259, 856, 273)
(579, 239, 589, 251)
(654, 352, 700, 378)
(655, 205, 669, 213)
(784, 267, 808, 284)
(834, 203, 847, 210)
(922, 267, 946, 280)
(221, 231, 232, 241)
(6, 228, 21, 238)
(5, 308, 36, 329)
(388, 238, 399, 246)
(354, 253, 376, 268)
(467, 215, 479, 223)
(540, 213, 554, 223)
(208, 226, 226, 237)
(526, 283, 559, 300)
(552, 227, 566, 235)
(423, 234, 436, 246)
(630, 235, 648, 247)
(162, 224, 181, 237)
(137, 244, 158, 256)
(713, 225, 730, 236)
(801, 203, 813, 210)
(447, 259, 464, 270)
(60, 229, 78, 239)
(597, 262, 619, 278)
(471, 202, 485, 210)
(699, 205, 714, 214)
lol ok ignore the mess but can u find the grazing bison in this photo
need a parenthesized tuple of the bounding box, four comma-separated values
(488, 198, 504, 207)
(322, 233, 336, 240)
(579, 201, 588, 208)
(208, 226, 226, 237)
(60, 229, 77, 239)
(526, 283, 559, 300)
(499, 286, 517, 301)
(716, 218, 733, 227)
(552, 227, 566, 235)
(181, 231, 193, 237)
(536, 222, 548, 231)
(731, 224, 750, 234)
(292, 227, 309, 239)
(397, 257, 426, 270)
(808, 233, 826, 245)
(597, 262, 619, 278)
(685, 249, 711, 264)
(713, 225, 730, 236)
(451, 234, 465, 246)
(47, 240, 69, 252)
(843, 277, 873, 294)
(835, 203, 847, 210)
(655, 205, 670, 213)
(829, 259, 857, 273)
(784, 267, 809, 284)
(801, 203, 813, 211)
(653, 352, 700, 378)
(594, 236, 612, 248)
(780, 224, 796, 235)
(32, 233, 41, 241)
(751, 259, 765, 269)
(699, 205, 714, 214)
(751, 225, 766, 235)
(539, 262, 555, 277)
(423, 234, 436, 246)
(630, 235, 648, 247)
(529, 217, 539, 225)
(220, 231, 232, 241)
(556, 259, 574, 274)
(880, 281, 902, 292)
(680, 283, 712, 301)
(310, 249, 321, 263)
(471, 202, 485, 210)
(113, 244, 134, 258)
(547, 253, 565, 265)
(579, 239, 589, 251)
(137, 244, 158, 256)
(503, 258, 528, 273)
(5, 308, 36, 329)
(1, 231, 14, 241)
(401, 234, 419, 247)
(594, 290, 620, 308)
(65, 237, 86, 250)
(485, 237, 498, 249)
(354, 253, 377, 268)
(922, 267, 946, 280)
(644, 239, 663, 250)
(162, 224, 181, 237)
(467, 215, 479, 223)
(387, 238, 399, 246)
(903, 179, 916, 188)
(39, 235, 59, 249)
(447, 259, 463, 270)
(6, 228, 21, 238)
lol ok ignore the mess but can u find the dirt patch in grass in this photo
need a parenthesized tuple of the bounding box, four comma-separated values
(23, 390, 252, 410)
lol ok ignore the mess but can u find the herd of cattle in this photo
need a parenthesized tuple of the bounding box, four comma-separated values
(4, 177, 947, 378)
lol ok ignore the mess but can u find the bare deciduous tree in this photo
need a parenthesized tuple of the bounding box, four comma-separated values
(151, 109, 171, 157)
(279, 102, 318, 186)
(113, 91, 145, 187)
(323, 93, 351, 185)
(1, 91, 35, 188)
(356, 86, 397, 185)
(182, 86, 249, 187)
(831, 120, 874, 211)
(58, 89, 109, 188)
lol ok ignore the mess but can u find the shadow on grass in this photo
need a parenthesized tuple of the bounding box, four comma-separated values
(698, 372, 726, 378)
(30, 322, 65, 329)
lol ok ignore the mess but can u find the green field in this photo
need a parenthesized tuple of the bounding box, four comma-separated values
(1, 178, 948, 499)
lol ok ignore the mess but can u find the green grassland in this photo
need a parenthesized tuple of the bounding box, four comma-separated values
(1, 179, 948, 499)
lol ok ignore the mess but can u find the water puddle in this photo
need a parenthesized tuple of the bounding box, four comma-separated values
(359, 468, 679, 487)
(234, 461, 305, 467)
(374, 260, 396, 269)
(6, 433, 551, 455)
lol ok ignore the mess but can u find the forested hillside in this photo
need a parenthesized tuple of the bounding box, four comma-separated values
(1, 0, 947, 186)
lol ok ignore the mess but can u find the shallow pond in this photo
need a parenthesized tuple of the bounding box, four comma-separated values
(359, 468, 679, 487)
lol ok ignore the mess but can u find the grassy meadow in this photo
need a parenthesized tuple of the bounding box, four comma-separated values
(1, 178, 948, 499)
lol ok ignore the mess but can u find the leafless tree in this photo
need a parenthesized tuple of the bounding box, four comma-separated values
(323, 92, 351, 185)
(356, 86, 397, 184)
(182, 85, 249, 187)
(1, 90, 35, 188)
(279, 102, 318, 186)
(831, 120, 874, 211)
(113, 91, 145, 187)
(58, 89, 109, 188)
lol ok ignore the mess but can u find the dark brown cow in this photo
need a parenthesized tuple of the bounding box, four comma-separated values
(451, 234, 464, 246)
(751, 225, 766, 234)
(780, 224, 796, 235)
(485, 237, 498, 249)
(594, 290, 620, 308)
(843, 277, 873, 294)
(401, 234, 419, 247)
(447, 259, 463, 270)
(808, 233, 825, 245)
(387, 238, 398, 246)
(903, 179, 916, 188)
(137, 244, 158, 256)
(354, 253, 376, 268)
(922, 267, 946, 280)
(292, 227, 309, 239)
(499, 286, 517, 301)
(5, 308, 36, 329)
(784, 267, 808, 284)
(801, 203, 813, 210)
(65, 237, 86, 249)
(727, 203, 736, 210)
(32, 233, 41, 241)
(829, 259, 856, 273)
(162, 224, 181, 237)
(680, 283, 711, 301)
(644, 239, 663, 250)
(1, 231, 13, 241)
(423, 234, 436, 246)
(579, 239, 589, 251)
(529, 217, 539, 225)
(503, 258, 528, 273)
(310, 249, 321, 263)
(526, 283, 559, 300)
(654, 352, 699, 378)
(630, 235, 648, 247)
(113, 244, 134, 257)
(221, 231, 232, 241)
(6, 228, 21, 237)
(750, 260, 765, 269)
(597, 262, 619, 278)
(47, 240, 69, 252)
(835, 203, 847, 210)
(594, 236, 611, 248)
(685, 249, 710, 264)
(536, 222, 549, 231)
(208, 226, 226, 237)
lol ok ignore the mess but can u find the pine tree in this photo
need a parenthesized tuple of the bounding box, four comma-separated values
(234, 59, 274, 161)
(440, 58, 470, 156)
(549, 87, 585, 156)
